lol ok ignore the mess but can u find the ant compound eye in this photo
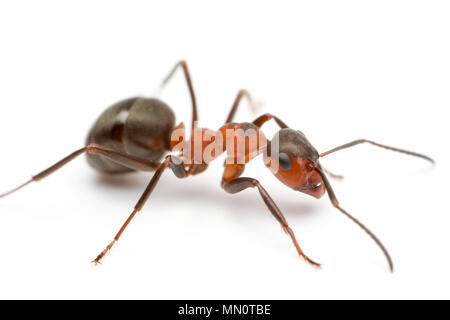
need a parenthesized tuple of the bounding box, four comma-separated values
(278, 153, 292, 171)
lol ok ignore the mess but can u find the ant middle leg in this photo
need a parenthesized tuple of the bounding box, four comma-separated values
(92, 155, 188, 264)
(224, 89, 259, 124)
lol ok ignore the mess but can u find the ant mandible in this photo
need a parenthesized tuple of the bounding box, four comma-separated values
(0, 61, 434, 272)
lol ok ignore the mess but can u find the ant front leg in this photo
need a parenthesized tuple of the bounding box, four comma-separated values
(221, 164, 320, 267)
(92, 155, 188, 264)
(252, 113, 289, 129)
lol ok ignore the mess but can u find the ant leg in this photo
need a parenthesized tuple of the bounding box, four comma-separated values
(224, 90, 258, 124)
(92, 155, 187, 264)
(253, 113, 289, 129)
(320, 139, 434, 164)
(0, 144, 163, 199)
(322, 167, 344, 181)
(153, 60, 198, 130)
(221, 174, 320, 267)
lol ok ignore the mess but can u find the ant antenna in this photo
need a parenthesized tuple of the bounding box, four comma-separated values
(320, 139, 434, 164)
(316, 166, 394, 272)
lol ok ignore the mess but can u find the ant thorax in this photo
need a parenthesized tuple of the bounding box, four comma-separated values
(169, 121, 269, 167)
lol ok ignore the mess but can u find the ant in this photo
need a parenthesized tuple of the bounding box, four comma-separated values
(0, 61, 434, 272)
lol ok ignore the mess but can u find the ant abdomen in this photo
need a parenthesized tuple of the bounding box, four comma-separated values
(86, 97, 175, 173)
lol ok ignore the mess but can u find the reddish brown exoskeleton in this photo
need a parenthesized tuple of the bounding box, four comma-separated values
(0, 61, 434, 272)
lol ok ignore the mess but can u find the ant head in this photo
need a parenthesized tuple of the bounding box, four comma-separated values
(264, 128, 325, 199)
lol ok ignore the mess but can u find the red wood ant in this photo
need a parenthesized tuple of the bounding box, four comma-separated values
(0, 61, 434, 272)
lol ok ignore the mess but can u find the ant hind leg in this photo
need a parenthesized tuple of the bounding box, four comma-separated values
(0, 144, 162, 199)
(153, 61, 198, 131)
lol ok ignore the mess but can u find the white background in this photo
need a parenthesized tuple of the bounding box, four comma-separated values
(0, 1, 448, 299)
